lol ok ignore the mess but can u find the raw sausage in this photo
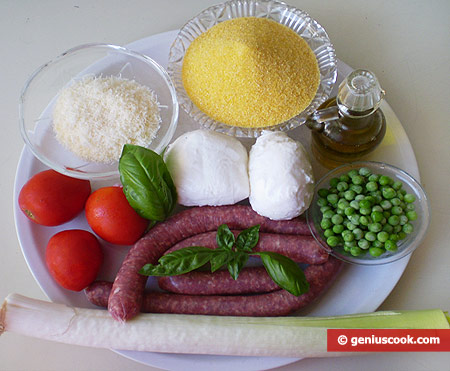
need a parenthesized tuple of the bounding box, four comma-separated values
(85, 280, 111, 307)
(157, 267, 279, 295)
(159, 231, 329, 295)
(166, 231, 328, 264)
(89, 257, 341, 316)
(108, 205, 310, 321)
(89, 257, 342, 316)
(148, 257, 342, 316)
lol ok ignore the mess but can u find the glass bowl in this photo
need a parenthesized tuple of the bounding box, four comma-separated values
(20, 43, 179, 180)
(167, 0, 337, 137)
(306, 161, 430, 265)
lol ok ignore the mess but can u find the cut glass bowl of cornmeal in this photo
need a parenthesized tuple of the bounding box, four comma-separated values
(168, 0, 337, 137)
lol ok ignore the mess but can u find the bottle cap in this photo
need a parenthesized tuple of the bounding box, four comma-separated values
(337, 69, 385, 117)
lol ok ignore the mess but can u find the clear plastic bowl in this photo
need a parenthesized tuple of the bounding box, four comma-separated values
(167, 0, 337, 138)
(306, 161, 430, 265)
(20, 43, 179, 180)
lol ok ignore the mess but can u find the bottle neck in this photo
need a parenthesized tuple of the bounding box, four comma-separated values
(306, 97, 380, 132)
(337, 96, 379, 119)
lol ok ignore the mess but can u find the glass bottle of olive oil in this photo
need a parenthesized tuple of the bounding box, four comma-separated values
(307, 69, 386, 168)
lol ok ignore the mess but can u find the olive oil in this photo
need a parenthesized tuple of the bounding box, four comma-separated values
(307, 70, 386, 168)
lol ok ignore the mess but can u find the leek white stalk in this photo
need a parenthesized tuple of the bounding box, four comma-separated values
(1, 294, 449, 358)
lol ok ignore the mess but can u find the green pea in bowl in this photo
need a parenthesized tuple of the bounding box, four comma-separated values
(306, 161, 430, 265)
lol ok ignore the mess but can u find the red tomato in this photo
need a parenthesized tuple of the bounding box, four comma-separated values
(18, 169, 91, 226)
(85, 186, 149, 245)
(45, 230, 103, 291)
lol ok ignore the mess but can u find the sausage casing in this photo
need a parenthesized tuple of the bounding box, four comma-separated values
(89, 257, 342, 316)
(108, 205, 310, 321)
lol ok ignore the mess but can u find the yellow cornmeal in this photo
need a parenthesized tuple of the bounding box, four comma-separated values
(182, 17, 320, 128)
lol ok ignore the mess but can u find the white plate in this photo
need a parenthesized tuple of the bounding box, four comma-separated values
(13, 30, 420, 371)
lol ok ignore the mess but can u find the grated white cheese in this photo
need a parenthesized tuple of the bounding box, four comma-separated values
(52, 75, 161, 163)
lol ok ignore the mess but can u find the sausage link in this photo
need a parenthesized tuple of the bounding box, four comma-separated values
(157, 267, 279, 295)
(166, 231, 328, 265)
(108, 205, 310, 321)
(85, 281, 111, 307)
(90, 256, 342, 316)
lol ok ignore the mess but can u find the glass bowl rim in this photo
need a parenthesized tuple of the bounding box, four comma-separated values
(306, 160, 431, 266)
(19, 42, 179, 181)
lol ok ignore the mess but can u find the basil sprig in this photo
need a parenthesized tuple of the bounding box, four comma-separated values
(119, 144, 177, 221)
(140, 224, 310, 296)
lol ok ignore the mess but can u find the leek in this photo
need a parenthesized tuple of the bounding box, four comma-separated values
(1, 293, 448, 358)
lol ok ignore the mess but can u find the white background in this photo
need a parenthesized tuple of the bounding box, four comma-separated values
(1, 1, 449, 370)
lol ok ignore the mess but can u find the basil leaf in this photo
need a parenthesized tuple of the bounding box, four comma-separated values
(139, 246, 215, 276)
(216, 224, 235, 251)
(210, 248, 233, 272)
(253, 252, 310, 296)
(227, 251, 249, 280)
(140, 263, 169, 276)
(119, 144, 177, 221)
(235, 224, 260, 252)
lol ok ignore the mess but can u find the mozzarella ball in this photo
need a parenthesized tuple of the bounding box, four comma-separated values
(249, 131, 314, 220)
(164, 130, 249, 206)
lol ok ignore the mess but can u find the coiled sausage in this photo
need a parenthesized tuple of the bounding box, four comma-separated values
(89, 257, 342, 316)
(108, 205, 310, 321)
(166, 231, 328, 265)
(157, 267, 279, 295)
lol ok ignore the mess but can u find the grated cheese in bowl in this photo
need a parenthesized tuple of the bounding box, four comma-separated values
(52, 75, 161, 163)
